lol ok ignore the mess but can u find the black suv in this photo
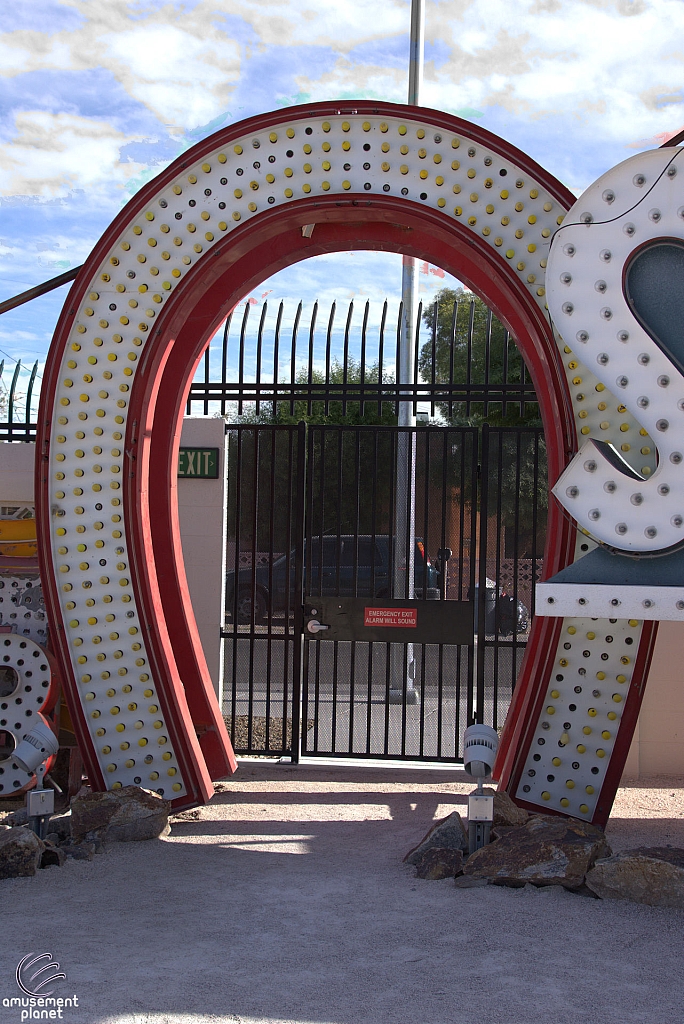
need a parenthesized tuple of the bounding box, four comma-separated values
(226, 535, 440, 623)
(226, 535, 529, 634)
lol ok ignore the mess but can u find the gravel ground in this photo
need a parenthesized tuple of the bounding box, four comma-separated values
(2, 762, 684, 1024)
(223, 717, 314, 752)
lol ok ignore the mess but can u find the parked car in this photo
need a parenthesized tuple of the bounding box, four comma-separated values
(226, 535, 440, 623)
(226, 536, 529, 635)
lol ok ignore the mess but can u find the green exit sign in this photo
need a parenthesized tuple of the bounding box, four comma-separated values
(178, 447, 219, 479)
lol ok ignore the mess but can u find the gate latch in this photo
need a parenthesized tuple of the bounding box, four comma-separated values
(306, 619, 330, 634)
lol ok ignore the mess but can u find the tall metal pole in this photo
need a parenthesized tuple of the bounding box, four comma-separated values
(407, 0, 424, 107)
(400, 0, 424, 418)
(390, 0, 424, 704)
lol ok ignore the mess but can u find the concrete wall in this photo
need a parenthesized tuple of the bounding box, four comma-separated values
(0, 441, 35, 505)
(623, 620, 684, 779)
(177, 417, 228, 703)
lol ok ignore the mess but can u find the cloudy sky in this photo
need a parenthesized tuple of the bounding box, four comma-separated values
(1, 0, 683, 409)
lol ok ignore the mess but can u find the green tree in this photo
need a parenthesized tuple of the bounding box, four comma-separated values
(419, 287, 541, 427)
(420, 288, 547, 556)
(234, 357, 397, 427)
(227, 359, 398, 552)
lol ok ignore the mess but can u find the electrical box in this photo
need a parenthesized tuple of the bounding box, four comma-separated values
(26, 788, 54, 817)
(468, 793, 494, 822)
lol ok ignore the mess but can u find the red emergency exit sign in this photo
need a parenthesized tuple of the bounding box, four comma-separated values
(364, 607, 418, 628)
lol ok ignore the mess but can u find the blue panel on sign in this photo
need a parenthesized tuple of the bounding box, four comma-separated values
(626, 239, 684, 376)
(544, 544, 684, 587)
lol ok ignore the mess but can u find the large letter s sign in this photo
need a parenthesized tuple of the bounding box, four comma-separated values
(547, 148, 684, 555)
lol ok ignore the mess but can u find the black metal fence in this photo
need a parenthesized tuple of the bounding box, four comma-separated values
(0, 359, 40, 442)
(1, 295, 540, 438)
(186, 295, 540, 424)
(222, 421, 546, 762)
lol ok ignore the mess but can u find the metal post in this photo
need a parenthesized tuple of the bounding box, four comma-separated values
(468, 778, 493, 855)
(475, 424, 490, 725)
(290, 420, 307, 763)
(8, 359, 20, 436)
(27, 762, 54, 840)
(407, 0, 425, 106)
(390, 0, 424, 705)
(25, 361, 38, 441)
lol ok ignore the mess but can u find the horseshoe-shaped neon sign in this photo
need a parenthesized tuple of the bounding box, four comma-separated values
(35, 101, 657, 819)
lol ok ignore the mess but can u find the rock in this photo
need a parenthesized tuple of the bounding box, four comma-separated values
(40, 841, 66, 869)
(47, 812, 72, 841)
(404, 811, 468, 865)
(492, 789, 529, 827)
(463, 814, 611, 890)
(454, 876, 490, 888)
(585, 847, 684, 908)
(572, 883, 602, 899)
(71, 786, 171, 844)
(490, 825, 516, 842)
(3, 807, 28, 827)
(61, 839, 96, 861)
(414, 847, 464, 880)
(0, 826, 44, 878)
(171, 808, 202, 822)
(534, 883, 569, 897)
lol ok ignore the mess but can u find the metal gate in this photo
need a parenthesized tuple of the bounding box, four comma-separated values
(222, 420, 546, 762)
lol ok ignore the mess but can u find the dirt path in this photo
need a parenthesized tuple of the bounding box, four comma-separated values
(2, 762, 684, 1024)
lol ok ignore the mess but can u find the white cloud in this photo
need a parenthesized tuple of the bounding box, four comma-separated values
(232, 0, 408, 49)
(0, 111, 146, 196)
(0, 30, 77, 76)
(3, 0, 684, 350)
(0, 37, 31, 75)
(98, 24, 240, 125)
(282, 0, 684, 153)
(422, 0, 684, 144)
